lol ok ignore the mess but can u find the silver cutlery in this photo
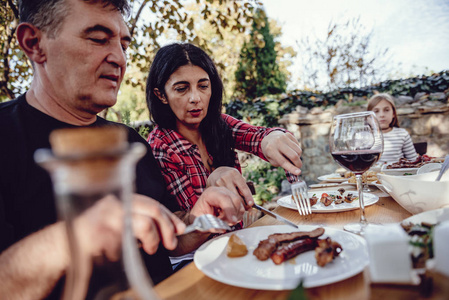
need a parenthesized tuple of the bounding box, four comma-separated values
(179, 214, 232, 235)
(291, 178, 312, 215)
(252, 204, 298, 228)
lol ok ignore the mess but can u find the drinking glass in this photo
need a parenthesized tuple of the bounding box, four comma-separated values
(329, 111, 383, 234)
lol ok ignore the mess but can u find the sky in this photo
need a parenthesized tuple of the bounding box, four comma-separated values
(262, 0, 449, 86)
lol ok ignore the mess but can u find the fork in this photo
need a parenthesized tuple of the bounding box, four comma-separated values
(291, 178, 312, 215)
(179, 214, 232, 235)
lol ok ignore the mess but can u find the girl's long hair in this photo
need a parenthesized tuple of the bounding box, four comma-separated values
(146, 43, 235, 168)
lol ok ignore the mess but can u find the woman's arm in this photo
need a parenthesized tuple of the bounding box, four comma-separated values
(223, 114, 302, 176)
(222, 114, 286, 159)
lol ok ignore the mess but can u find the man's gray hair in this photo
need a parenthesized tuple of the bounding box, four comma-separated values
(19, 0, 130, 38)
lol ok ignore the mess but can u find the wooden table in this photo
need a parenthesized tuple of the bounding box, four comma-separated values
(154, 188, 448, 300)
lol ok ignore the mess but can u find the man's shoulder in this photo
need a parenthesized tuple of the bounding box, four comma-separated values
(0, 97, 25, 132)
(0, 97, 22, 118)
(0, 98, 19, 109)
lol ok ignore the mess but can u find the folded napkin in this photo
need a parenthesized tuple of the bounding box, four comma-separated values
(434, 220, 449, 277)
(364, 224, 420, 285)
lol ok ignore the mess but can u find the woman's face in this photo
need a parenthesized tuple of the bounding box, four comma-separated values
(372, 99, 395, 130)
(158, 64, 211, 132)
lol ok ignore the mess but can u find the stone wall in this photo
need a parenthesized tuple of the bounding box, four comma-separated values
(279, 98, 449, 184)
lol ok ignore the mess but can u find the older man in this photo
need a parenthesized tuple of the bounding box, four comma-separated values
(0, 0, 246, 299)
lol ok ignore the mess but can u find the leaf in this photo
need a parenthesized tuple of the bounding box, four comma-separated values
(287, 281, 308, 300)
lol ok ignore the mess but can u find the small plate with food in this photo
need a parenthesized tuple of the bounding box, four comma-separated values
(380, 155, 444, 176)
(317, 173, 347, 183)
(277, 190, 379, 213)
(194, 225, 368, 290)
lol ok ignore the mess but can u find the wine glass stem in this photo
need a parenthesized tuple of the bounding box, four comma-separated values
(355, 174, 367, 225)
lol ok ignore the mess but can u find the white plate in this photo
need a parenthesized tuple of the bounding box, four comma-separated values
(317, 173, 346, 183)
(341, 181, 389, 194)
(402, 207, 449, 225)
(194, 225, 368, 290)
(277, 191, 379, 213)
(416, 163, 442, 174)
(381, 164, 418, 176)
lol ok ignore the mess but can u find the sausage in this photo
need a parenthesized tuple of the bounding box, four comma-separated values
(253, 228, 325, 261)
(271, 238, 318, 265)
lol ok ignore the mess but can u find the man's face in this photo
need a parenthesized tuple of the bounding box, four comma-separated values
(41, 0, 130, 115)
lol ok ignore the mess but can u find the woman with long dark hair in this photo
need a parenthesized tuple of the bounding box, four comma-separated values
(147, 42, 301, 209)
(146, 43, 302, 268)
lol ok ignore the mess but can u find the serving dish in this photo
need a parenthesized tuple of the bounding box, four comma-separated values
(378, 172, 449, 215)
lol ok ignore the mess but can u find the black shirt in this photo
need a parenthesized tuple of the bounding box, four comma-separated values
(0, 94, 178, 298)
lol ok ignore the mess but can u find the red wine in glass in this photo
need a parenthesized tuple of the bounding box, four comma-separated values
(331, 150, 381, 175)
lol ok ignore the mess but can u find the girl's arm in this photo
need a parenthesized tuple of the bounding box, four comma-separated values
(402, 131, 419, 161)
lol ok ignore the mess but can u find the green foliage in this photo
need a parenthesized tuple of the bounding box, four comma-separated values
(0, 0, 260, 101)
(234, 8, 287, 100)
(0, 0, 32, 100)
(137, 125, 150, 140)
(243, 159, 285, 205)
(226, 71, 449, 128)
(287, 281, 308, 300)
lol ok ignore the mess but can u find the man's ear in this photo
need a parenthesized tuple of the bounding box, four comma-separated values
(154, 88, 168, 104)
(17, 23, 46, 64)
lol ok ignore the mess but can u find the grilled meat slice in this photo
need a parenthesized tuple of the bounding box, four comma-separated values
(315, 237, 343, 267)
(253, 228, 325, 260)
(271, 238, 318, 265)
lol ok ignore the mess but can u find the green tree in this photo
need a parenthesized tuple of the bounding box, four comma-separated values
(115, 1, 294, 124)
(0, 0, 260, 101)
(0, 0, 31, 100)
(234, 8, 287, 100)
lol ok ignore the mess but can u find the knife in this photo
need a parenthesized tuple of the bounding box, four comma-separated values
(253, 204, 299, 228)
(309, 183, 342, 189)
(245, 181, 298, 228)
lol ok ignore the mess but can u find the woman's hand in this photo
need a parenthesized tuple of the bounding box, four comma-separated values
(261, 131, 303, 175)
(206, 166, 254, 208)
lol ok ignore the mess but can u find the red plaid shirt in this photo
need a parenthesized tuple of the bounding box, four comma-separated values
(148, 114, 290, 211)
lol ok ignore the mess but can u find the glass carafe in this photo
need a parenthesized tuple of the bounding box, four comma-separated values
(35, 127, 159, 300)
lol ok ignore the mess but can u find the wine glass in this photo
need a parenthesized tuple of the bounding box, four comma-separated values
(329, 111, 383, 235)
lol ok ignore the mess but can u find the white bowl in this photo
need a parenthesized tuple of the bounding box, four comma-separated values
(377, 171, 449, 215)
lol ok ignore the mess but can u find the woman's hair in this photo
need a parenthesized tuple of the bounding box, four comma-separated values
(146, 43, 235, 168)
(367, 93, 399, 128)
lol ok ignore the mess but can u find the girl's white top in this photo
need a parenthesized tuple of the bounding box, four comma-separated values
(380, 127, 419, 163)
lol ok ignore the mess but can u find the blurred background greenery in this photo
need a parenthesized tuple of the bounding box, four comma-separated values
(1, 0, 447, 203)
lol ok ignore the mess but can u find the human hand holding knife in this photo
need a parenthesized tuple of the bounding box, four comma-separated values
(246, 182, 298, 228)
